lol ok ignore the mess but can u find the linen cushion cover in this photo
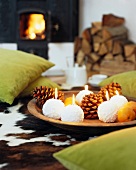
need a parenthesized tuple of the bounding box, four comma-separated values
(19, 76, 61, 97)
(99, 71, 136, 98)
(0, 48, 54, 104)
(54, 126, 136, 170)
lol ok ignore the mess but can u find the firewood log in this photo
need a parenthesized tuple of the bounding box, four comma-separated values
(92, 63, 100, 71)
(92, 21, 102, 28)
(98, 43, 108, 55)
(76, 50, 85, 66)
(124, 44, 136, 57)
(102, 26, 128, 41)
(89, 53, 100, 63)
(104, 53, 114, 60)
(102, 14, 125, 27)
(97, 30, 102, 37)
(91, 22, 102, 35)
(82, 27, 92, 43)
(114, 54, 124, 63)
(112, 41, 123, 55)
(127, 54, 136, 63)
(86, 62, 93, 72)
(93, 35, 103, 43)
(74, 37, 82, 55)
(105, 39, 113, 52)
(93, 43, 100, 52)
(81, 38, 91, 55)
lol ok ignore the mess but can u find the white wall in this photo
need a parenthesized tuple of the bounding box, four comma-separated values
(48, 0, 136, 70)
(79, 0, 136, 43)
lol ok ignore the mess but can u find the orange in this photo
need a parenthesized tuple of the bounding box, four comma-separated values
(117, 106, 136, 122)
(124, 101, 136, 113)
(64, 97, 73, 106)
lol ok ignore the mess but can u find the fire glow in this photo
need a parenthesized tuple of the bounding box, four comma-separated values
(25, 14, 45, 40)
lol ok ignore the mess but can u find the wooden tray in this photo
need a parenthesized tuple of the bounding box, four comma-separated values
(27, 91, 136, 136)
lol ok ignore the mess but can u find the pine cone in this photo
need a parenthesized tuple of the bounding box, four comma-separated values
(98, 82, 122, 100)
(81, 93, 104, 119)
(32, 86, 64, 107)
(80, 82, 122, 119)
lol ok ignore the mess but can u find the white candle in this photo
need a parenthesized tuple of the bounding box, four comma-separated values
(75, 85, 93, 105)
(42, 88, 65, 119)
(85, 85, 88, 91)
(110, 92, 128, 110)
(61, 94, 84, 122)
(98, 100, 118, 123)
(105, 90, 109, 101)
(55, 88, 58, 99)
(115, 90, 119, 95)
(72, 94, 76, 105)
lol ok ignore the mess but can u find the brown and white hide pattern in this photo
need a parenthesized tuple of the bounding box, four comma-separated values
(0, 98, 92, 170)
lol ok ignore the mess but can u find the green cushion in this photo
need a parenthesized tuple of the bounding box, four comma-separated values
(99, 71, 136, 98)
(54, 127, 136, 170)
(19, 76, 61, 97)
(0, 48, 54, 104)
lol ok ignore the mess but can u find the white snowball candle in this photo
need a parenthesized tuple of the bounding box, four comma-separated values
(98, 101, 118, 123)
(61, 104, 84, 122)
(76, 85, 93, 105)
(42, 99, 65, 119)
(110, 95, 128, 110)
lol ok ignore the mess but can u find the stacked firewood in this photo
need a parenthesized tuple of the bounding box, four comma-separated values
(74, 14, 136, 75)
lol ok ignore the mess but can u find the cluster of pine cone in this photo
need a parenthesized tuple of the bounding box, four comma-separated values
(32, 82, 122, 119)
(81, 82, 122, 119)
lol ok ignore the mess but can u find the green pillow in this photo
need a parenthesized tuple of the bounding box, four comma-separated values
(99, 71, 136, 98)
(54, 127, 136, 170)
(0, 48, 54, 104)
(19, 76, 61, 97)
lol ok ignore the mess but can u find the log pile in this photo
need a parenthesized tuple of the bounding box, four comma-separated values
(74, 14, 136, 76)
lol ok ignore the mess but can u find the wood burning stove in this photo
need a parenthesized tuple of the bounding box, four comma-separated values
(0, 0, 79, 59)
(17, 3, 51, 59)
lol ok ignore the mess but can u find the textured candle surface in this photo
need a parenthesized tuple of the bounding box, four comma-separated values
(98, 101, 118, 123)
(76, 90, 93, 105)
(42, 99, 65, 119)
(110, 95, 128, 110)
(61, 105, 84, 122)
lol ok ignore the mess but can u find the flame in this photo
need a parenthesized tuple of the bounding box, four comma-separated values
(72, 94, 75, 105)
(55, 88, 58, 99)
(105, 90, 109, 101)
(25, 14, 45, 39)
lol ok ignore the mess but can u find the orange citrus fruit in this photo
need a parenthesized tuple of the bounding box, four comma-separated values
(117, 106, 136, 122)
(64, 97, 73, 106)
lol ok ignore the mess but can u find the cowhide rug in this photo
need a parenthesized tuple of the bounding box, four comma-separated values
(0, 97, 94, 170)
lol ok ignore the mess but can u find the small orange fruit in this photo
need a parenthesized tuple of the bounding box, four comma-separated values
(124, 101, 136, 113)
(117, 106, 136, 122)
(64, 97, 73, 106)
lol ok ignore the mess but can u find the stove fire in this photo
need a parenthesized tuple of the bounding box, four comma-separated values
(20, 13, 46, 40)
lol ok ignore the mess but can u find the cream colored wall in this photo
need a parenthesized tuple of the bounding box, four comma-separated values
(79, 0, 136, 43)
(49, 0, 136, 70)
(2, 0, 136, 72)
